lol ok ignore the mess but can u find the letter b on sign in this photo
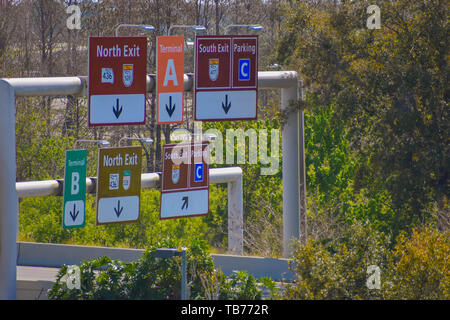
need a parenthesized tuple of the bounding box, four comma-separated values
(71, 172, 80, 195)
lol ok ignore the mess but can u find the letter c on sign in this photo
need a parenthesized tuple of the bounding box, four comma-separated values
(238, 59, 250, 81)
(194, 163, 203, 182)
(241, 62, 248, 77)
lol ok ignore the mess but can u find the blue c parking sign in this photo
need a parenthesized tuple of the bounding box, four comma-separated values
(238, 59, 250, 81)
(194, 163, 204, 182)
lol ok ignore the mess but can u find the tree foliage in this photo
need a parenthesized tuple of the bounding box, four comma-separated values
(283, 222, 449, 300)
(278, 0, 449, 233)
(48, 239, 271, 300)
(384, 226, 450, 299)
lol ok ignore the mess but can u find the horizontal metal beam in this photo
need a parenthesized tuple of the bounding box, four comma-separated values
(16, 168, 239, 198)
(16, 167, 244, 255)
(16, 241, 293, 281)
(6, 77, 86, 97)
(7, 71, 298, 97)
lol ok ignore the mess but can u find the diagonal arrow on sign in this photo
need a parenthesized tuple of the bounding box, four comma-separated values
(181, 196, 189, 210)
(166, 95, 176, 117)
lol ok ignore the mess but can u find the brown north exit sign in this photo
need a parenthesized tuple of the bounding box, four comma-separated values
(96, 146, 142, 225)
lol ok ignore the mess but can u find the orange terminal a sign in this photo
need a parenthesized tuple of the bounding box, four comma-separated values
(156, 36, 185, 124)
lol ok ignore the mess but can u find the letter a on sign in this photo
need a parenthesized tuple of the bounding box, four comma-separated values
(156, 36, 184, 124)
(164, 59, 178, 86)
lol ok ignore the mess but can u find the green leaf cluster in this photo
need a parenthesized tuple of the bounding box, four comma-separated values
(48, 239, 271, 300)
(278, 0, 449, 235)
(19, 188, 225, 249)
(283, 222, 449, 300)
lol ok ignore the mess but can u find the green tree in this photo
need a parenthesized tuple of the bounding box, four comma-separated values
(384, 226, 450, 299)
(203, 119, 284, 256)
(303, 96, 396, 238)
(283, 221, 390, 300)
(277, 0, 449, 235)
(282, 222, 449, 300)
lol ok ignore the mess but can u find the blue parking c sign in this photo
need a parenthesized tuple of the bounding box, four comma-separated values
(194, 163, 204, 182)
(238, 59, 250, 81)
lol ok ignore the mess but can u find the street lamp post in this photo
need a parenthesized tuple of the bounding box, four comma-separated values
(168, 25, 206, 36)
(224, 24, 263, 34)
(118, 137, 154, 172)
(168, 25, 207, 50)
(74, 139, 110, 149)
(115, 24, 155, 37)
(118, 137, 154, 146)
(73, 139, 110, 177)
(170, 128, 217, 143)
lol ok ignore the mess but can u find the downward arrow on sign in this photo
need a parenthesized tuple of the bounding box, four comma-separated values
(69, 203, 79, 221)
(113, 98, 123, 119)
(165, 96, 176, 117)
(222, 94, 231, 114)
(114, 200, 123, 217)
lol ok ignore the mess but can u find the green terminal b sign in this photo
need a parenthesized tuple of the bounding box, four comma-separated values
(63, 149, 87, 229)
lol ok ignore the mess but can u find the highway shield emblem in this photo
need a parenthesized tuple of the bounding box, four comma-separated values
(172, 165, 180, 184)
(123, 170, 131, 190)
(208, 59, 219, 81)
(122, 64, 134, 87)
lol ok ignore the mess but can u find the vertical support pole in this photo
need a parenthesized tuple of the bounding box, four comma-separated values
(0, 80, 18, 299)
(180, 248, 187, 300)
(298, 81, 307, 244)
(281, 83, 300, 258)
(228, 168, 243, 255)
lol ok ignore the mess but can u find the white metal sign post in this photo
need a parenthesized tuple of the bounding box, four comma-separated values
(0, 80, 17, 299)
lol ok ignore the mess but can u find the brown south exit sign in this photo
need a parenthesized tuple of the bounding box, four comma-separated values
(160, 142, 209, 219)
